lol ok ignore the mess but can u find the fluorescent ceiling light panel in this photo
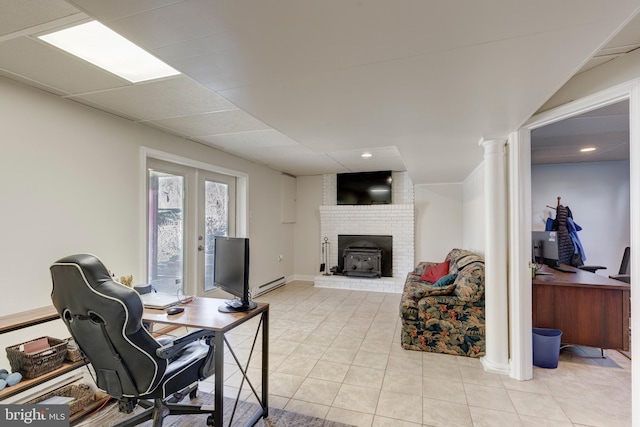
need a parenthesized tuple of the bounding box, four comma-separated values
(38, 21, 180, 83)
(580, 147, 596, 152)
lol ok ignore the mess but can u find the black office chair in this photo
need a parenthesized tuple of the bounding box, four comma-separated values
(578, 264, 607, 273)
(578, 246, 631, 279)
(610, 246, 631, 283)
(50, 254, 216, 427)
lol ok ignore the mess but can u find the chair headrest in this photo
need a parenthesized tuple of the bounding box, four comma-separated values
(52, 253, 113, 289)
(50, 253, 144, 336)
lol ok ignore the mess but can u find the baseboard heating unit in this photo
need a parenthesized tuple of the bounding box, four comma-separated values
(254, 276, 286, 297)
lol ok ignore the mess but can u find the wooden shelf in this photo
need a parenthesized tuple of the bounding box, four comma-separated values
(0, 306, 59, 334)
(0, 360, 85, 400)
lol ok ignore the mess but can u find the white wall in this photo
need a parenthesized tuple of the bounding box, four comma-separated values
(531, 161, 630, 275)
(295, 173, 457, 278)
(293, 175, 323, 278)
(462, 163, 485, 254)
(414, 183, 463, 262)
(0, 77, 293, 358)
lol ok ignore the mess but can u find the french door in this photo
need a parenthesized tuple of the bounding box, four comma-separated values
(147, 159, 235, 296)
(198, 170, 235, 293)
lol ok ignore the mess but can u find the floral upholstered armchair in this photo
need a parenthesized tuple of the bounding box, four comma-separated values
(400, 248, 485, 357)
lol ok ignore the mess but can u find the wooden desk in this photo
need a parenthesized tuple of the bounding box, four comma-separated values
(532, 266, 630, 351)
(143, 298, 269, 427)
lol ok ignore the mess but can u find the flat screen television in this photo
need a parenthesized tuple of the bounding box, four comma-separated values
(213, 236, 257, 312)
(532, 231, 560, 267)
(337, 171, 392, 205)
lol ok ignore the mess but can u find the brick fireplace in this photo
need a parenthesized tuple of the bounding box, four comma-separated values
(314, 172, 414, 293)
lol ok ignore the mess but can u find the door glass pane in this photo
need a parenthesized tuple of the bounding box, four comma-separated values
(148, 169, 184, 294)
(204, 180, 229, 292)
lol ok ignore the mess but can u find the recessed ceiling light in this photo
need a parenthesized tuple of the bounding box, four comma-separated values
(361, 152, 373, 158)
(38, 21, 180, 83)
(580, 147, 596, 152)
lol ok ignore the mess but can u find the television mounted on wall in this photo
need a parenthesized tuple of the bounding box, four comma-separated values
(213, 236, 257, 312)
(337, 171, 392, 205)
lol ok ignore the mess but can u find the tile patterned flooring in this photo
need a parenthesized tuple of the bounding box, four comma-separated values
(195, 281, 631, 427)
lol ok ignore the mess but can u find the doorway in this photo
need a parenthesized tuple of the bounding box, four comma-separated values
(530, 100, 630, 274)
(509, 82, 639, 387)
(143, 151, 248, 297)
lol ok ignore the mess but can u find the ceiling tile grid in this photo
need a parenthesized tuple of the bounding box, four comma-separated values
(0, 0, 637, 182)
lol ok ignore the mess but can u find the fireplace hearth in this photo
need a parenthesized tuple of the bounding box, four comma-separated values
(338, 235, 392, 277)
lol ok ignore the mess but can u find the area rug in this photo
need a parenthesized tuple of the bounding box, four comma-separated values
(75, 393, 355, 427)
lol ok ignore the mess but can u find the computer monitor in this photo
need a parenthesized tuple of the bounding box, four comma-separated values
(213, 236, 257, 312)
(532, 231, 560, 267)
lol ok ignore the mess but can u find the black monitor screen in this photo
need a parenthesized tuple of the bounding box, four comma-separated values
(213, 236, 256, 312)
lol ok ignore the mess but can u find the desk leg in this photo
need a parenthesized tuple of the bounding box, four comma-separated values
(214, 332, 224, 427)
(262, 309, 269, 418)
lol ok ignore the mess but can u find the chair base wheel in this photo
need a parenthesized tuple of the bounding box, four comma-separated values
(118, 398, 137, 414)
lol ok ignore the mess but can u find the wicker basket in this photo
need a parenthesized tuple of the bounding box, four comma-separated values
(65, 347, 84, 362)
(6, 336, 67, 379)
(65, 339, 84, 362)
(27, 383, 94, 415)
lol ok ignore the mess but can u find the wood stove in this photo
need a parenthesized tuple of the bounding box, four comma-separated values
(343, 246, 382, 277)
(338, 235, 392, 277)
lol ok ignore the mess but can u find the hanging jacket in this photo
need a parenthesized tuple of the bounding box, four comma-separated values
(566, 213, 586, 265)
(546, 205, 586, 267)
(554, 205, 576, 266)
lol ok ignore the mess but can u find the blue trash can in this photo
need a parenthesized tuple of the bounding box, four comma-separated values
(532, 328, 562, 368)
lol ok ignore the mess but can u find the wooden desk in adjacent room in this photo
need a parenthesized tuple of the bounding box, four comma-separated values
(532, 266, 630, 351)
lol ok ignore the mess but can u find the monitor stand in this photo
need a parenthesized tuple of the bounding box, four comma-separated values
(218, 299, 258, 313)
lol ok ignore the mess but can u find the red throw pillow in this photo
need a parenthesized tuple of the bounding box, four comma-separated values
(419, 259, 450, 283)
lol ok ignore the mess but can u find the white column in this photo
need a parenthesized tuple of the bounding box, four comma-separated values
(479, 138, 510, 374)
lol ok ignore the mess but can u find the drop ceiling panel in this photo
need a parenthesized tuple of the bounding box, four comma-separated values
(153, 32, 233, 63)
(65, 0, 182, 23)
(100, 0, 270, 51)
(2, 0, 639, 182)
(146, 109, 269, 137)
(72, 76, 236, 120)
(0, 37, 128, 94)
(0, 0, 79, 37)
(200, 129, 299, 150)
(0, 68, 69, 96)
(531, 143, 629, 164)
(131, 1, 639, 94)
(534, 117, 629, 138)
(327, 147, 406, 172)
(240, 145, 348, 176)
(67, 96, 140, 121)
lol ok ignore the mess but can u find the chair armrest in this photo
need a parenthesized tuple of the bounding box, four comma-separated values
(156, 329, 215, 359)
(578, 265, 607, 273)
(609, 274, 631, 284)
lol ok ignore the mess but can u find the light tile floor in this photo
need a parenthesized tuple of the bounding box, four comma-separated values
(195, 281, 631, 427)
